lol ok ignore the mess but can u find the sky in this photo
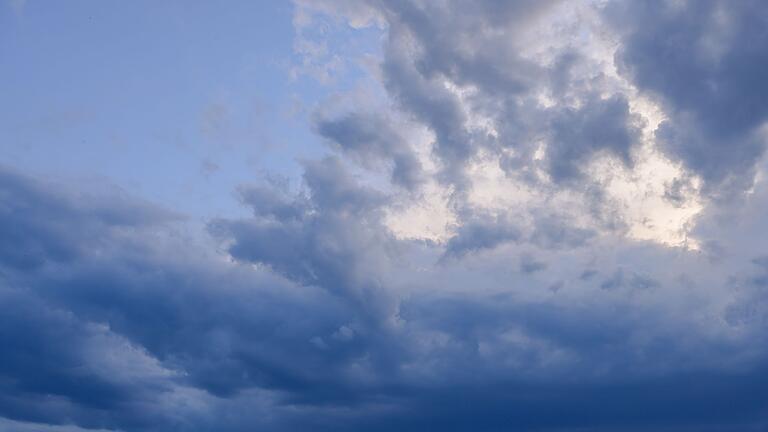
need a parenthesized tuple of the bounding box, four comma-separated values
(1, 1, 768, 431)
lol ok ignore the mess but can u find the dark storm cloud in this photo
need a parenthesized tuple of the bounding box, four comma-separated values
(0, 168, 180, 429)
(609, 0, 768, 190)
(2, 160, 768, 431)
(0, 166, 377, 430)
(0, 287, 134, 425)
(0, 167, 176, 270)
(327, 369, 768, 432)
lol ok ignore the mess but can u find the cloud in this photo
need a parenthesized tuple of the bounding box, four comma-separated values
(3, 1, 768, 431)
(608, 0, 768, 191)
(315, 111, 424, 188)
(547, 94, 641, 182)
(210, 157, 399, 324)
(442, 215, 521, 259)
(0, 166, 360, 430)
(0, 167, 177, 270)
(3, 144, 768, 431)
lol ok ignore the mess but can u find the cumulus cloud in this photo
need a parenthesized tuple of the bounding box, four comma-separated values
(608, 0, 768, 191)
(315, 110, 424, 188)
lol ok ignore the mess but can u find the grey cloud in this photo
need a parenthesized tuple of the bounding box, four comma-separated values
(520, 254, 547, 274)
(0, 167, 176, 270)
(302, 156, 387, 213)
(441, 210, 596, 261)
(580, 269, 598, 280)
(4, 1, 768, 430)
(381, 37, 475, 186)
(358, 0, 652, 235)
(724, 257, 768, 328)
(442, 216, 521, 259)
(315, 111, 424, 188)
(600, 268, 660, 291)
(609, 0, 768, 189)
(372, 1, 563, 188)
(0, 167, 392, 430)
(238, 183, 307, 222)
(664, 176, 698, 207)
(211, 157, 398, 322)
(2, 164, 768, 431)
(530, 214, 595, 250)
(0, 287, 135, 424)
(547, 94, 641, 182)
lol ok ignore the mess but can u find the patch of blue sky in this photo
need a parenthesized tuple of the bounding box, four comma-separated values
(0, 0, 381, 221)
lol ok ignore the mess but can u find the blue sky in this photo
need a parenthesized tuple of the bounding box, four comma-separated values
(2, 1, 768, 431)
(1, 0, 330, 219)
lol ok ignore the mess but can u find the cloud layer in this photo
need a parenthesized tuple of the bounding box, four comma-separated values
(3, 0, 768, 431)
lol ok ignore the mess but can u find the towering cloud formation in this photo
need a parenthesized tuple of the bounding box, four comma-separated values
(2, 1, 768, 431)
